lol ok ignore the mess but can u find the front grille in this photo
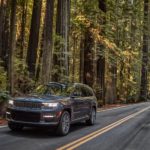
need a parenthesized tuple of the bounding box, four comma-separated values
(14, 101, 42, 109)
(11, 110, 41, 122)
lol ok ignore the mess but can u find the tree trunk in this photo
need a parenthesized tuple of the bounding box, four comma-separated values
(80, 37, 84, 83)
(8, 0, 17, 95)
(26, 0, 42, 78)
(140, 0, 149, 101)
(97, 0, 106, 103)
(83, 28, 94, 87)
(41, 0, 54, 84)
(53, 0, 70, 82)
(19, 0, 28, 59)
(0, 0, 4, 57)
(0, 0, 10, 70)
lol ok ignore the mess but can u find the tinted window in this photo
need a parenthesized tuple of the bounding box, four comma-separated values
(87, 88, 94, 96)
(81, 87, 88, 97)
(72, 86, 82, 97)
(81, 86, 93, 97)
(33, 84, 74, 96)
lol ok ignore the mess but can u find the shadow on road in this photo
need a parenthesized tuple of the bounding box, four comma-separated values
(3, 122, 88, 139)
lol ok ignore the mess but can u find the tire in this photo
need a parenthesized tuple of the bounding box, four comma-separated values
(86, 107, 96, 125)
(8, 122, 23, 131)
(57, 111, 70, 136)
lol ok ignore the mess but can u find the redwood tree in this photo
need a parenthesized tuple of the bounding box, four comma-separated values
(41, 0, 54, 83)
(26, 0, 42, 78)
(97, 0, 106, 103)
(83, 27, 94, 87)
(0, 0, 10, 70)
(140, 0, 149, 101)
(53, 0, 70, 82)
(8, 0, 17, 95)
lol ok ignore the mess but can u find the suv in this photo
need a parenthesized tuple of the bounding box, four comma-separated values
(6, 82, 97, 136)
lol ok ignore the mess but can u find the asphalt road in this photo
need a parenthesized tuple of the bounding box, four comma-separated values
(0, 102, 150, 150)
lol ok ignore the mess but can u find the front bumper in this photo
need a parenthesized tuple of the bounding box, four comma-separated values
(6, 108, 61, 127)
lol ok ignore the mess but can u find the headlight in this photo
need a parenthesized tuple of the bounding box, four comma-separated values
(42, 102, 59, 109)
(8, 100, 14, 107)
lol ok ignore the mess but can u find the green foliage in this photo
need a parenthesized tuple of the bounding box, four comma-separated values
(0, 0, 148, 104)
(0, 63, 7, 91)
(0, 91, 10, 103)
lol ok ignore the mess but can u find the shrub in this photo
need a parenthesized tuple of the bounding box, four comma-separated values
(0, 91, 10, 118)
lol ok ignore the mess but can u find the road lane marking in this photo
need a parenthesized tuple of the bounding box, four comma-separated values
(57, 106, 150, 150)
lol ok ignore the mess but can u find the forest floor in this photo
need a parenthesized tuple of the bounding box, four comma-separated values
(98, 104, 127, 111)
(0, 104, 127, 126)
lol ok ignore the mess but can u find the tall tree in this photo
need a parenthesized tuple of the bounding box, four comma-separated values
(83, 27, 94, 87)
(8, 0, 17, 95)
(0, 0, 4, 57)
(97, 0, 106, 103)
(19, 0, 28, 59)
(26, 0, 42, 78)
(41, 0, 54, 83)
(53, 0, 70, 82)
(0, 0, 10, 70)
(140, 0, 149, 101)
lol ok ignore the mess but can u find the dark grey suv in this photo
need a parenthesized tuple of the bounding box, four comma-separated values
(6, 82, 97, 135)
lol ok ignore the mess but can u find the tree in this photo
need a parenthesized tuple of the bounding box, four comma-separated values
(0, 0, 4, 57)
(19, 0, 28, 59)
(41, 0, 54, 84)
(8, 0, 17, 95)
(140, 0, 149, 101)
(53, 0, 70, 82)
(0, 0, 10, 70)
(26, 0, 42, 78)
(97, 0, 106, 103)
(83, 26, 94, 87)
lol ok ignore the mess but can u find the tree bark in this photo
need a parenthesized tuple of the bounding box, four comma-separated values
(0, 0, 10, 70)
(0, 0, 4, 57)
(8, 0, 17, 95)
(80, 37, 84, 83)
(53, 0, 70, 82)
(19, 0, 28, 59)
(26, 0, 42, 78)
(140, 0, 149, 101)
(83, 28, 94, 87)
(41, 0, 54, 84)
(97, 0, 106, 103)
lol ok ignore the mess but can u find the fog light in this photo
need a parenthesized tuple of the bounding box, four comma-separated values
(6, 112, 11, 115)
(43, 115, 55, 118)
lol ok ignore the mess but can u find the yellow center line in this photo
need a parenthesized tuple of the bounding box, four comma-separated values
(57, 106, 150, 150)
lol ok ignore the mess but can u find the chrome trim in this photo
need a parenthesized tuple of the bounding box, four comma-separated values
(7, 119, 58, 125)
(72, 115, 89, 122)
(14, 101, 42, 109)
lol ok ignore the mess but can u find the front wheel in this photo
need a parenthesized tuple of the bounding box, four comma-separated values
(8, 122, 23, 131)
(86, 108, 96, 125)
(56, 111, 70, 136)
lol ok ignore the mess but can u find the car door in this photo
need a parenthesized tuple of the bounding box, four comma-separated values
(71, 85, 85, 120)
(70, 85, 81, 120)
(80, 86, 91, 116)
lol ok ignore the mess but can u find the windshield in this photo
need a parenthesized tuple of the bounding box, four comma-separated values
(33, 84, 73, 97)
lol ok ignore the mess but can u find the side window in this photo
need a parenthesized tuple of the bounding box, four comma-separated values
(82, 87, 94, 97)
(81, 87, 88, 97)
(72, 86, 82, 97)
(88, 89, 94, 96)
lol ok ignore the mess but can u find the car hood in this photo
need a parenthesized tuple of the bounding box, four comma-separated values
(14, 95, 68, 103)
